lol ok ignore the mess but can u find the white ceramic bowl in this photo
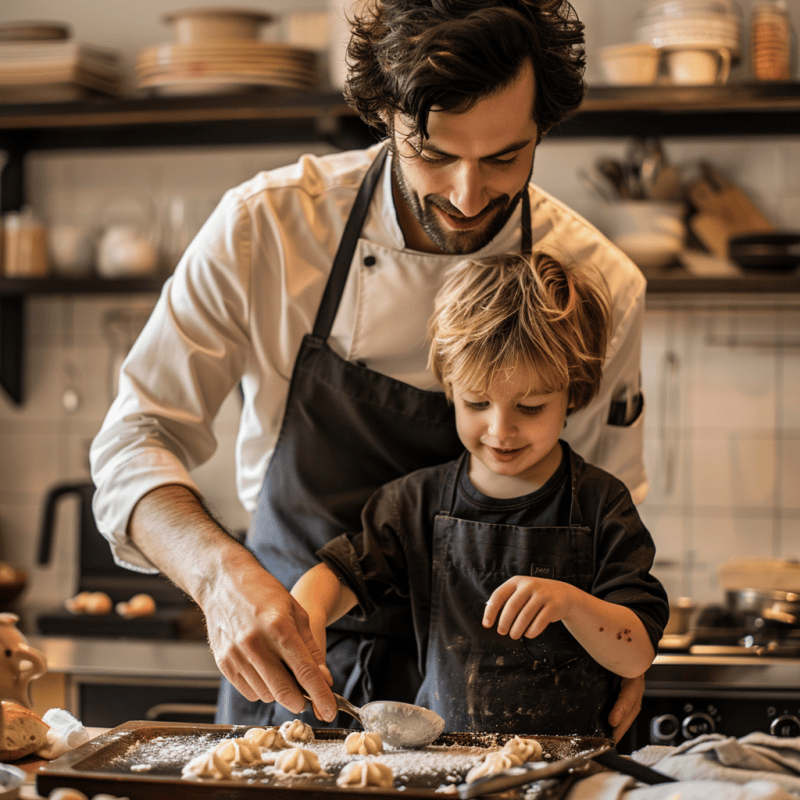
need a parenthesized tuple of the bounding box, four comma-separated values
(597, 42, 661, 85)
(163, 7, 273, 43)
(597, 200, 686, 269)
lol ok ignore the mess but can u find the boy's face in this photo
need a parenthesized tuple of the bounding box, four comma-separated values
(452, 364, 570, 497)
(390, 61, 538, 255)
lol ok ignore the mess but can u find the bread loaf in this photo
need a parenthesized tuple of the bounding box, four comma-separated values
(0, 701, 49, 760)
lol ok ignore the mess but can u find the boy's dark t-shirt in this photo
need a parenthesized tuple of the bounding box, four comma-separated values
(318, 441, 668, 735)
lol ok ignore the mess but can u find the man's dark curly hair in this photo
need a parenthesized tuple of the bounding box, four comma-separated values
(344, 0, 586, 141)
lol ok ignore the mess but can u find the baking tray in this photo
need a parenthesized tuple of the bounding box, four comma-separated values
(36, 721, 612, 800)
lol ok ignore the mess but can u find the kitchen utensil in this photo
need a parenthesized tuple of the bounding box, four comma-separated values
(0, 764, 24, 799)
(595, 158, 632, 199)
(664, 46, 731, 84)
(0, 613, 46, 708)
(459, 748, 676, 798)
(639, 139, 683, 201)
(596, 200, 685, 269)
(725, 588, 800, 627)
(162, 8, 274, 44)
(728, 232, 800, 271)
(0, 563, 27, 604)
(305, 692, 445, 748)
(96, 188, 159, 279)
(597, 42, 660, 85)
(48, 223, 95, 277)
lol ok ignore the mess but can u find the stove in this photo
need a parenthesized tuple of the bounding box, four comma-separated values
(619, 608, 800, 753)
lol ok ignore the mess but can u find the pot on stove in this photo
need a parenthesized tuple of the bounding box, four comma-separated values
(725, 588, 800, 649)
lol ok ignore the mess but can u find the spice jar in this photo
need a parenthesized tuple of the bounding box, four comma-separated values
(751, 0, 794, 81)
(3, 207, 49, 278)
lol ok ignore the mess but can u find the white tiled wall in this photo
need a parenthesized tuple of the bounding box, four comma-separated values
(1, 0, 800, 613)
(638, 298, 800, 605)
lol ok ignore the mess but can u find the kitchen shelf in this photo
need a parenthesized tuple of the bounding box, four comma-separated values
(0, 276, 165, 405)
(2, 81, 800, 405)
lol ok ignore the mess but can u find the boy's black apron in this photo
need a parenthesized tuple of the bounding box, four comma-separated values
(216, 146, 533, 728)
(415, 456, 618, 736)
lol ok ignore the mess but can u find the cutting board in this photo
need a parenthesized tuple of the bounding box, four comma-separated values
(687, 161, 775, 256)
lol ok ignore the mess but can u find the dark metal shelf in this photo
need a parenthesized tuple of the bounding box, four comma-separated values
(2, 82, 800, 405)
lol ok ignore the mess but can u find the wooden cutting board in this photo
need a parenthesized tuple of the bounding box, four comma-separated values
(687, 162, 776, 254)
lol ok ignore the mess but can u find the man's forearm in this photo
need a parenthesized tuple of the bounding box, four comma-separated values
(127, 484, 255, 606)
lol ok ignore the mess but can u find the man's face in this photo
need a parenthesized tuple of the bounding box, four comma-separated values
(391, 61, 539, 255)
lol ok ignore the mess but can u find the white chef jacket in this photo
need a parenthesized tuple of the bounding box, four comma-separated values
(90, 143, 647, 574)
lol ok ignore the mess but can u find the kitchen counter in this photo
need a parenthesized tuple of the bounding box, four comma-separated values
(27, 636, 220, 680)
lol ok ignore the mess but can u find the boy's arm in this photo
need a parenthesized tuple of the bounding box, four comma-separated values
(484, 577, 655, 678)
(291, 564, 358, 655)
(561, 589, 655, 678)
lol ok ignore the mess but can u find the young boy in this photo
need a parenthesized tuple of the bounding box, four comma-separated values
(292, 253, 668, 737)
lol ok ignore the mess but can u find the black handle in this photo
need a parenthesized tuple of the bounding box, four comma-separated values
(36, 481, 94, 565)
(594, 749, 676, 785)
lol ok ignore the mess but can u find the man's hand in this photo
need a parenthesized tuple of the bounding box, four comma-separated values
(127, 485, 337, 722)
(609, 673, 645, 741)
(205, 554, 337, 722)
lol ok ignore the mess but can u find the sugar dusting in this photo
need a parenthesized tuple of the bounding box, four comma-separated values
(106, 731, 498, 792)
(100, 729, 597, 796)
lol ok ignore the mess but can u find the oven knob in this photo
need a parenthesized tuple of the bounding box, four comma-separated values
(682, 712, 715, 739)
(770, 715, 800, 738)
(650, 714, 680, 743)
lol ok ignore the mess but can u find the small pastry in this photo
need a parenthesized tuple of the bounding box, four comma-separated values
(274, 747, 325, 775)
(279, 718, 314, 743)
(465, 751, 519, 783)
(502, 735, 543, 762)
(181, 746, 232, 779)
(336, 760, 394, 788)
(244, 726, 288, 749)
(344, 730, 383, 755)
(215, 736, 262, 765)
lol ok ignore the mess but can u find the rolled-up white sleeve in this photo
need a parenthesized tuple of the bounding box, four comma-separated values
(90, 188, 252, 572)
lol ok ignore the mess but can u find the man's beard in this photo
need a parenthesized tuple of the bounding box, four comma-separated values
(392, 156, 529, 255)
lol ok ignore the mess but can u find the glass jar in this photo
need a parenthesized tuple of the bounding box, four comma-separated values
(751, 0, 793, 81)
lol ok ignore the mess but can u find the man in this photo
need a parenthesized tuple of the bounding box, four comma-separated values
(91, 0, 648, 737)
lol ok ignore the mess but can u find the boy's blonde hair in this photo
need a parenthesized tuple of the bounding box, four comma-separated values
(428, 252, 611, 413)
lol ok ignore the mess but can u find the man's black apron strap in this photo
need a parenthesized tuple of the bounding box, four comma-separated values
(312, 147, 389, 341)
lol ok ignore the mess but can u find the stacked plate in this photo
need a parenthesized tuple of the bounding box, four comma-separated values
(634, 0, 743, 61)
(0, 21, 122, 102)
(135, 40, 319, 95)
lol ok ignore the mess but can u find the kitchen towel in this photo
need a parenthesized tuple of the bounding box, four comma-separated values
(37, 707, 92, 759)
(629, 733, 800, 796)
(565, 773, 796, 800)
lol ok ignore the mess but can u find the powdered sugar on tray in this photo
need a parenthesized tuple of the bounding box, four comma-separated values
(107, 731, 498, 792)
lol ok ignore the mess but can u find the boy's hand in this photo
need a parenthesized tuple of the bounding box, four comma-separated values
(482, 576, 578, 640)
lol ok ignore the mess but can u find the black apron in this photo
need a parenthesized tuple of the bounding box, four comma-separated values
(416, 457, 618, 736)
(216, 146, 532, 727)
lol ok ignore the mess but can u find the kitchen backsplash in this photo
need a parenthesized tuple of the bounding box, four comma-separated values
(1, 0, 800, 614)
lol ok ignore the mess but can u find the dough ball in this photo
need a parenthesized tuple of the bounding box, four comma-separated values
(344, 730, 383, 755)
(279, 719, 314, 743)
(465, 751, 519, 784)
(48, 790, 89, 800)
(65, 591, 112, 615)
(215, 737, 262, 765)
(336, 760, 394, 788)
(274, 747, 325, 775)
(502, 736, 543, 763)
(244, 726, 288, 750)
(181, 746, 233, 779)
(116, 593, 156, 619)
